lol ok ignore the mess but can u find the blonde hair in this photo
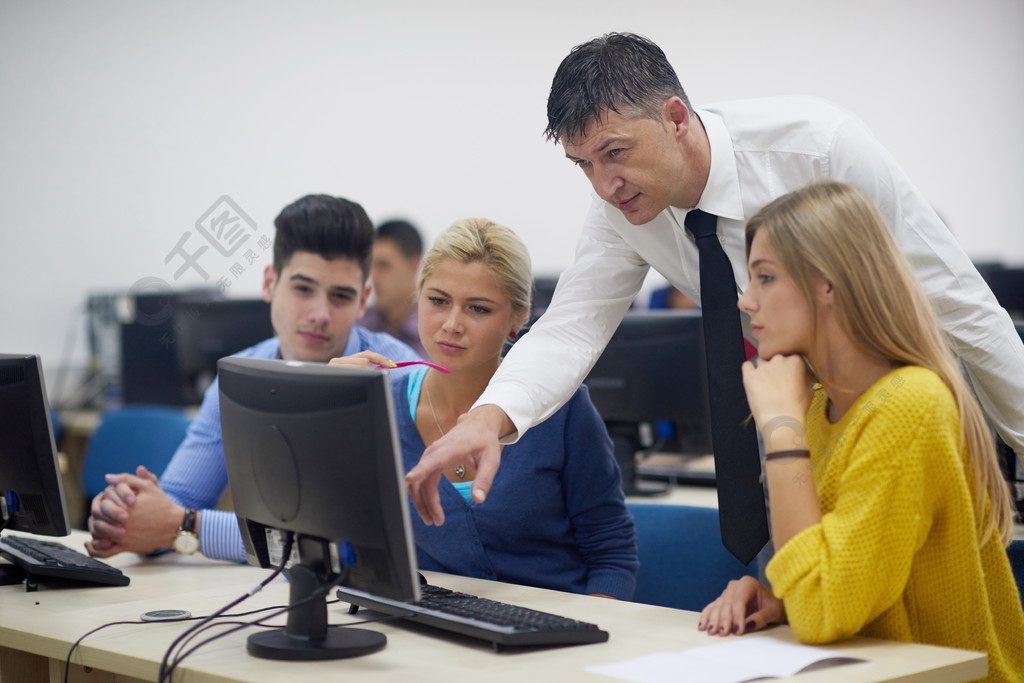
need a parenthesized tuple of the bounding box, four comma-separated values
(419, 218, 533, 332)
(746, 180, 1013, 546)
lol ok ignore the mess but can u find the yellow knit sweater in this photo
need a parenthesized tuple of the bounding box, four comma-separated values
(765, 366, 1024, 683)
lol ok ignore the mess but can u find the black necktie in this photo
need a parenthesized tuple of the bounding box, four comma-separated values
(684, 209, 769, 565)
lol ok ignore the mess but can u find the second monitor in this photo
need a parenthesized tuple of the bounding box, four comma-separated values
(584, 310, 713, 493)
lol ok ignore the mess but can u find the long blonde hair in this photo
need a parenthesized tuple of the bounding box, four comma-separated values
(746, 180, 1013, 546)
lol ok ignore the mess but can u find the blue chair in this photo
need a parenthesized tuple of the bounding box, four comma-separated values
(81, 405, 192, 501)
(1009, 539, 1024, 606)
(627, 502, 758, 612)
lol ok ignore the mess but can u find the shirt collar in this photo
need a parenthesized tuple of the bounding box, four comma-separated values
(341, 328, 361, 357)
(690, 108, 744, 221)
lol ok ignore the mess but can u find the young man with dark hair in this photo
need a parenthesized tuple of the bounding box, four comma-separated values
(87, 194, 421, 562)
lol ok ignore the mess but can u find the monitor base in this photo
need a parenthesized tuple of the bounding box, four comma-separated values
(247, 627, 386, 661)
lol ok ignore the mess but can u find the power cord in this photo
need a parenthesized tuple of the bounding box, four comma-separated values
(156, 531, 296, 682)
(160, 571, 353, 681)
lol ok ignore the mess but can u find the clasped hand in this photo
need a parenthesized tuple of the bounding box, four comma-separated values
(85, 465, 183, 558)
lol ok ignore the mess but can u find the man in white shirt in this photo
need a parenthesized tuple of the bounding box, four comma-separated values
(406, 32, 1024, 525)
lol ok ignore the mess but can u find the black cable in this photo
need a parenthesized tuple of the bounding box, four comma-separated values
(163, 564, 351, 681)
(63, 601, 301, 681)
(157, 531, 295, 682)
(64, 620, 146, 683)
(61, 600, 396, 683)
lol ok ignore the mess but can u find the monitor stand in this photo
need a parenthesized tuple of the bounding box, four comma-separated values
(608, 425, 669, 497)
(246, 563, 387, 661)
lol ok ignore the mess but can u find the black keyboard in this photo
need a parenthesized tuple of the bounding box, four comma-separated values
(337, 582, 608, 651)
(0, 535, 130, 587)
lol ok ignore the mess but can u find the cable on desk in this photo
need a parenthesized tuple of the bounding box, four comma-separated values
(61, 591, 395, 682)
(157, 531, 296, 682)
(162, 562, 353, 681)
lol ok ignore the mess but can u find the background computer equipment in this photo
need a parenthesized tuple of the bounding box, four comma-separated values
(116, 292, 272, 407)
(175, 298, 273, 398)
(219, 356, 419, 660)
(583, 310, 713, 494)
(529, 274, 561, 322)
(1001, 320, 1024, 520)
(978, 263, 1024, 319)
(0, 354, 69, 539)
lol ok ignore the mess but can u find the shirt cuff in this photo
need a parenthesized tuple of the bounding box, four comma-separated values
(198, 509, 249, 563)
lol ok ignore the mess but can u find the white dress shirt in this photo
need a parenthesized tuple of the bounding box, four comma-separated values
(476, 96, 1024, 457)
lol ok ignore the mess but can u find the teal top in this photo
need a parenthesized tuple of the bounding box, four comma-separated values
(406, 366, 473, 502)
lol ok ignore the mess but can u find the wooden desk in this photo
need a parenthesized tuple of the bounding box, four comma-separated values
(0, 531, 986, 683)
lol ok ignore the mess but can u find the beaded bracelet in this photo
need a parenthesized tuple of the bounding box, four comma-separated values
(765, 449, 811, 461)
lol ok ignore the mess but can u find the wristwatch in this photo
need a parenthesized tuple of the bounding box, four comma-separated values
(173, 508, 200, 555)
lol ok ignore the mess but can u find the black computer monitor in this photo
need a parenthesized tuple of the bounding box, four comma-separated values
(119, 289, 223, 406)
(0, 355, 70, 542)
(983, 267, 1024, 318)
(176, 298, 274, 397)
(583, 310, 713, 494)
(218, 356, 420, 661)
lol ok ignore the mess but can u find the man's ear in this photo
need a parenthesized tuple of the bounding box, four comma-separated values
(261, 264, 277, 303)
(664, 96, 690, 134)
(357, 282, 371, 318)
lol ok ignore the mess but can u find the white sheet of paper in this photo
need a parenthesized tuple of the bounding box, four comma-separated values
(586, 637, 865, 683)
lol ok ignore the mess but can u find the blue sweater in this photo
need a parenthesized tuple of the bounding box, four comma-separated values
(395, 368, 638, 600)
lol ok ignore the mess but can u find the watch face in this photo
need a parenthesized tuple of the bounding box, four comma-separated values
(174, 531, 200, 555)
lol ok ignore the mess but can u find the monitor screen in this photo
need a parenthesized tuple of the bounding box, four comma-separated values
(119, 289, 223, 406)
(176, 298, 274, 397)
(0, 354, 69, 537)
(218, 356, 419, 659)
(584, 310, 713, 491)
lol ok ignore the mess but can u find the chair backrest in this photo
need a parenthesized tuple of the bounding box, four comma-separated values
(1009, 539, 1024, 606)
(81, 405, 192, 500)
(627, 502, 758, 612)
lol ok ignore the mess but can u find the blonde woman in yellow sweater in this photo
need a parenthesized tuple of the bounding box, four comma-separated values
(698, 180, 1024, 682)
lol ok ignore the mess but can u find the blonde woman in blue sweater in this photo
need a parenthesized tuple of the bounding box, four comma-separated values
(333, 218, 638, 600)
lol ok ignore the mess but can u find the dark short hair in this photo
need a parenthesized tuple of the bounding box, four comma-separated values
(544, 32, 691, 145)
(375, 219, 423, 259)
(272, 194, 374, 281)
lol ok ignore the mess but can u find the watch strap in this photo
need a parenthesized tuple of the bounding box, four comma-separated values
(180, 508, 198, 534)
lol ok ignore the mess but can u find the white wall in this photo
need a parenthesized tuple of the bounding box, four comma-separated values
(3, 0, 1022, 385)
